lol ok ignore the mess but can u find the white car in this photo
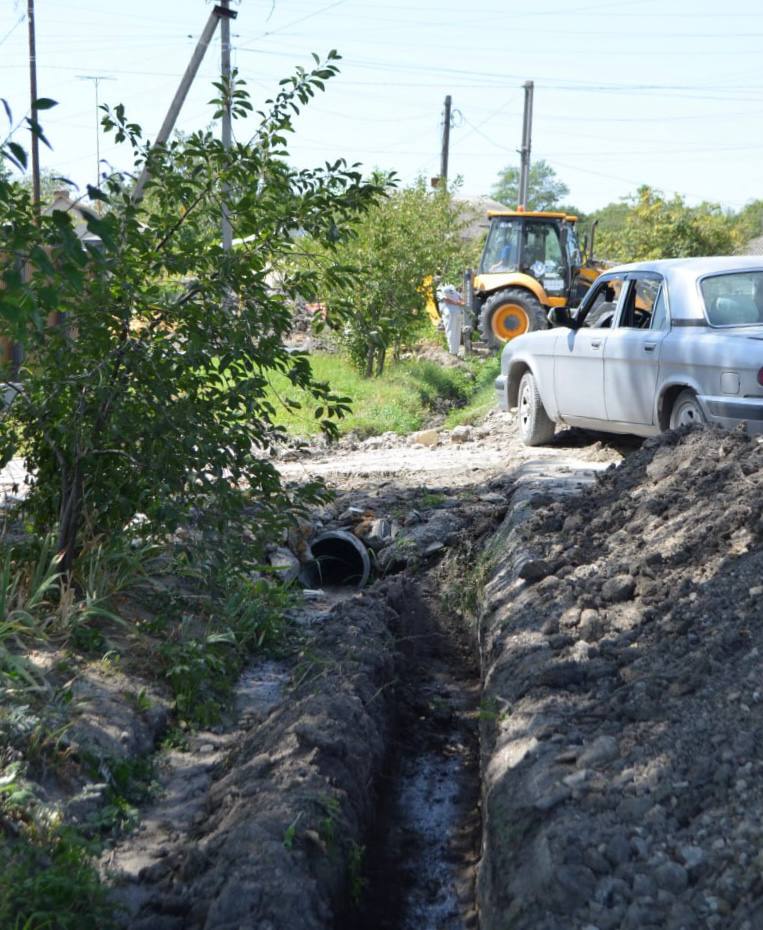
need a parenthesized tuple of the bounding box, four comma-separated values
(495, 256, 763, 445)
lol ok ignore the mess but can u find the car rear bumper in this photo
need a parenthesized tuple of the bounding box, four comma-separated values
(700, 394, 763, 433)
(495, 373, 509, 411)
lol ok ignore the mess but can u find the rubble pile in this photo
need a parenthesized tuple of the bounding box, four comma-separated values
(479, 427, 763, 930)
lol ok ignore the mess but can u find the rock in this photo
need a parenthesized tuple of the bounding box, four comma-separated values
(678, 844, 706, 875)
(267, 547, 301, 584)
(632, 872, 658, 897)
(424, 541, 446, 557)
(410, 428, 439, 447)
(579, 735, 619, 768)
(604, 832, 631, 867)
(363, 518, 394, 551)
(517, 557, 552, 582)
(601, 574, 636, 603)
(450, 425, 473, 443)
(654, 861, 689, 894)
(65, 782, 108, 823)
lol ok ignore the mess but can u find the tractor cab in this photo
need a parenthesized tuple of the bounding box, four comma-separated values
(472, 210, 599, 349)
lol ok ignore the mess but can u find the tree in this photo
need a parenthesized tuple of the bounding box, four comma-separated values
(597, 186, 741, 262)
(0, 56, 384, 571)
(304, 179, 472, 375)
(491, 158, 575, 212)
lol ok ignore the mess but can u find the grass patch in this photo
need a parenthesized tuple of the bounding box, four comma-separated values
(266, 352, 499, 438)
(444, 355, 500, 428)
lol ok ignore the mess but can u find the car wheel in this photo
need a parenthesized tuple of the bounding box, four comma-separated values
(479, 288, 548, 351)
(669, 389, 706, 429)
(517, 371, 556, 446)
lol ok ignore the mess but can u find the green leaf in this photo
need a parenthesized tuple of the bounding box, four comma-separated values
(6, 141, 26, 169)
(33, 97, 58, 111)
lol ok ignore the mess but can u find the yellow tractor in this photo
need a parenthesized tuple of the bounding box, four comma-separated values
(472, 210, 605, 350)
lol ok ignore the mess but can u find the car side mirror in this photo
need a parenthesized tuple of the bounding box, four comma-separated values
(548, 306, 573, 328)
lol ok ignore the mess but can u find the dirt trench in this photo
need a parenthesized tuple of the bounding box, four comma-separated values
(102, 417, 624, 929)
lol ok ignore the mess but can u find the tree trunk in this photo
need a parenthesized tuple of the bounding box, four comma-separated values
(375, 347, 386, 376)
(365, 346, 375, 378)
(57, 463, 82, 575)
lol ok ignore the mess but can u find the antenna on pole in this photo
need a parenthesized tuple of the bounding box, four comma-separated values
(77, 74, 115, 192)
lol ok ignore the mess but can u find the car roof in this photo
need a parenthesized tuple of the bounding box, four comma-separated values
(598, 256, 763, 321)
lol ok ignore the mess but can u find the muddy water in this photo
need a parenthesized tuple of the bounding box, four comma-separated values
(342, 584, 480, 930)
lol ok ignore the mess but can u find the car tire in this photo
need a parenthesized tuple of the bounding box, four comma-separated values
(479, 288, 548, 351)
(669, 389, 706, 429)
(517, 371, 556, 446)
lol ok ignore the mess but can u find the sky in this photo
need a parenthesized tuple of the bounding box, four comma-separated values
(1, 0, 763, 214)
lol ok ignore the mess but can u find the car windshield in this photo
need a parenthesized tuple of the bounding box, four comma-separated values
(700, 271, 763, 326)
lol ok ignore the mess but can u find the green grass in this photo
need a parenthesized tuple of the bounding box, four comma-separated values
(266, 352, 500, 438)
(444, 356, 501, 428)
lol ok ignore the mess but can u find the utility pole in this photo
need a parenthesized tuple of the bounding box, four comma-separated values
(220, 0, 233, 252)
(132, 3, 237, 202)
(518, 80, 534, 210)
(77, 75, 115, 192)
(440, 94, 452, 188)
(27, 0, 40, 211)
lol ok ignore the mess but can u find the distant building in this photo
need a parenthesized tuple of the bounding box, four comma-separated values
(44, 189, 101, 246)
(453, 196, 509, 243)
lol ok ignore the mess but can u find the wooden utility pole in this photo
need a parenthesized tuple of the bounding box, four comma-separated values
(518, 80, 534, 209)
(440, 94, 452, 187)
(132, 3, 237, 203)
(27, 0, 40, 211)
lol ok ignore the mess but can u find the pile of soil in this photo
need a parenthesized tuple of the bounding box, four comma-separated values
(478, 426, 763, 930)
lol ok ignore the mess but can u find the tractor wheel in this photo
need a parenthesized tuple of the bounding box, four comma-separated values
(479, 288, 548, 351)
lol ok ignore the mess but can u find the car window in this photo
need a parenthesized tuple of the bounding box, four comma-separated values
(701, 271, 763, 326)
(581, 278, 624, 328)
(618, 277, 661, 329)
(650, 287, 669, 331)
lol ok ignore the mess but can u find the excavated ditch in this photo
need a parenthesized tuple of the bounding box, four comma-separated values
(340, 578, 481, 930)
(98, 422, 627, 929)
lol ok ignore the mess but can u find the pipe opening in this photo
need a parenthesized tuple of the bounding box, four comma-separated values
(303, 530, 371, 589)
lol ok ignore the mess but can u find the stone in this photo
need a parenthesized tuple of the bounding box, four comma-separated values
(267, 547, 301, 584)
(410, 428, 439, 447)
(517, 557, 552, 582)
(579, 735, 619, 768)
(65, 782, 108, 823)
(604, 832, 631, 867)
(364, 518, 394, 551)
(601, 574, 636, 603)
(450, 425, 473, 443)
(654, 861, 688, 894)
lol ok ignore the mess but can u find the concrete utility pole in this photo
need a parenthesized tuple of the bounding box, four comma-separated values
(440, 94, 452, 187)
(27, 0, 40, 211)
(77, 75, 115, 192)
(132, 3, 237, 202)
(220, 0, 233, 252)
(518, 80, 534, 210)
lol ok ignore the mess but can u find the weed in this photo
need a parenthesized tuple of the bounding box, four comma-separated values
(282, 811, 304, 849)
(347, 841, 367, 906)
(0, 775, 113, 930)
(316, 795, 341, 850)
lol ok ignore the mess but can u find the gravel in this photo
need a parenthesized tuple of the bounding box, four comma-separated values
(478, 426, 763, 930)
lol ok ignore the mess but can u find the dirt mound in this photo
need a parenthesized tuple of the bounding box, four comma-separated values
(479, 426, 763, 930)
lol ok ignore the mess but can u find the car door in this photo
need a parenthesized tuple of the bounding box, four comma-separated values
(554, 275, 625, 421)
(603, 274, 668, 425)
